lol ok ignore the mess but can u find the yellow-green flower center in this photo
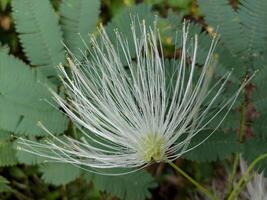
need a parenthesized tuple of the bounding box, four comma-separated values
(140, 134, 165, 162)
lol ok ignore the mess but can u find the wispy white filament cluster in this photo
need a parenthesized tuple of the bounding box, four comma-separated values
(19, 20, 245, 173)
(240, 158, 267, 200)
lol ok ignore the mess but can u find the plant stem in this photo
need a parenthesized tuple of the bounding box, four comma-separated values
(226, 95, 246, 196)
(227, 152, 267, 200)
(226, 153, 239, 196)
(168, 161, 219, 200)
(239, 101, 246, 143)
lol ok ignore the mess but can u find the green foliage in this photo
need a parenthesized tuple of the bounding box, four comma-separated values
(102, 0, 135, 17)
(0, 51, 68, 136)
(85, 170, 157, 200)
(238, 0, 267, 65)
(0, 176, 12, 193)
(0, 0, 10, 10)
(164, 10, 244, 83)
(15, 141, 46, 165)
(196, 0, 246, 83)
(144, 0, 164, 4)
(0, 142, 17, 167)
(184, 131, 241, 162)
(168, 0, 192, 9)
(11, 0, 65, 78)
(198, 0, 267, 174)
(0, 131, 17, 167)
(252, 67, 267, 139)
(198, 0, 267, 69)
(106, 3, 155, 62)
(39, 163, 81, 186)
(198, 0, 244, 56)
(59, 0, 100, 57)
(0, 130, 11, 141)
(243, 139, 267, 174)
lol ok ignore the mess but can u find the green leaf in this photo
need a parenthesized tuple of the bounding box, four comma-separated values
(158, 10, 183, 44)
(0, 176, 12, 193)
(252, 67, 267, 138)
(162, 14, 211, 66)
(198, 0, 245, 58)
(39, 163, 81, 186)
(0, 0, 10, 10)
(106, 4, 155, 62)
(16, 149, 45, 165)
(243, 139, 267, 174)
(0, 51, 68, 136)
(144, 0, 164, 4)
(239, 0, 267, 66)
(11, 0, 65, 77)
(0, 141, 18, 167)
(163, 11, 244, 82)
(168, 0, 192, 9)
(15, 136, 66, 165)
(14, 139, 46, 165)
(59, 0, 100, 57)
(184, 131, 241, 162)
(0, 130, 11, 141)
(85, 169, 157, 200)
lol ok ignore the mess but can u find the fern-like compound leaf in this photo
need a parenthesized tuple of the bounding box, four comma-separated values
(239, 0, 267, 67)
(198, 0, 245, 59)
(39, 163, 81, 186)
(106, 4, 155, 63)
(0, 142, 17, 167)
(12, 0, 65, 78)
(0, 176, 12, 193)
(0, 51, 68, 136)
(59, 0, 100, 57)
(85, 169, 157, 200)
(184, 131, 241, 162)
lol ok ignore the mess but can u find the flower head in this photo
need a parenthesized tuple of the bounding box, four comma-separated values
(19, 20, 245, 174)
(240, 157, 267, 200)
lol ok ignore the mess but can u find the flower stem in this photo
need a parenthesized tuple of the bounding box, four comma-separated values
(226, 94, 246, 196)
(227, 152, 267, 200)
(226, 153, 239, 196)
(239, 101, 246, 143)
(168, 161, 219, 200)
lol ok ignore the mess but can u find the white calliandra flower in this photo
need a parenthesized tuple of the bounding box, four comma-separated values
(240, 158, 267, 200)
(18, 20, 246, 174)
